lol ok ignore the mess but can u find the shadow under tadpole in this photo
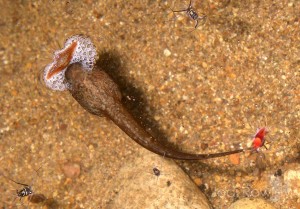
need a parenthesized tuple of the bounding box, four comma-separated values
(95, 50, 181, 151)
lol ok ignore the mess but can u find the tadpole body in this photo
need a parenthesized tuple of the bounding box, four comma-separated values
(65, 63, 244, 160)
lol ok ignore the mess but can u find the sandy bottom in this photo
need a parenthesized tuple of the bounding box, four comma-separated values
(0, 0, 299, 208)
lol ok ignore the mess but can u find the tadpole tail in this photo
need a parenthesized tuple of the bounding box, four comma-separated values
(105, 100, 245, 160)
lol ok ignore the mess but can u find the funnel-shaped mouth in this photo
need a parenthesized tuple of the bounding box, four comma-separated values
(42, 35, 98, 91)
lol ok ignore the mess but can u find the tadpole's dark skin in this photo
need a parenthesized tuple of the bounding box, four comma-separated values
(65, 63, 244, 160)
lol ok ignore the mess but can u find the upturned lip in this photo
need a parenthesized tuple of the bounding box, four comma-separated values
(46, 41, 78, 80)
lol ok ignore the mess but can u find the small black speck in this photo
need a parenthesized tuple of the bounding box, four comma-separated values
(119, 34, 125, 40)
(274, 169, 282, 177)
(261, 190, 271, 199)
(167, 180, 171, 187)
(198, 184, 206, 192)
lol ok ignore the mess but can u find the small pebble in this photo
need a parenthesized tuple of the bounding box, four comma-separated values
(215, 175, 221, 182)
(228, 198, 276, 209)
(229, 153, 240, 165)
(163, 48, 171, 57)
(284, 164, 300, 196)
(62, 162, 81, 178)
(193, 177, 202, 186)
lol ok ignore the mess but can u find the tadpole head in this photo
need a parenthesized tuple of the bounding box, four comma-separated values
(65, 63, 86, 89)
